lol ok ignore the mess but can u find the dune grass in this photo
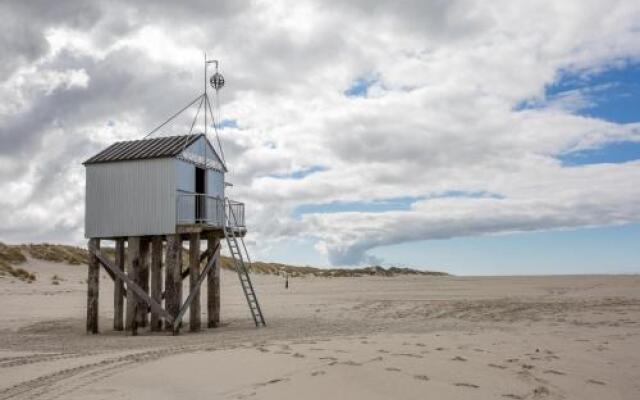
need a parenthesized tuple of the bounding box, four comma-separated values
(0, 242, 448, 279)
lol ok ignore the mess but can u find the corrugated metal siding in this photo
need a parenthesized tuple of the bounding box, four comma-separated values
(207, 169, 225, 198)
(176, 159, 195, 192)
(85, 158, 177, 238)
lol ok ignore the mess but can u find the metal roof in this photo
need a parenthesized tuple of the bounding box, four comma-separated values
(83, 134, 205, 165)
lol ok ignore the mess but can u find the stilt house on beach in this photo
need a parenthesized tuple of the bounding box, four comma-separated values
(82, 59, 265, 336)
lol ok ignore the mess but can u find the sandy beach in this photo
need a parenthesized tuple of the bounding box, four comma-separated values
(1, 258, 639, 399)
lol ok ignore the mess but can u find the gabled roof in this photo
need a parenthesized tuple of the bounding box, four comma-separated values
(84, 134, 206, 165)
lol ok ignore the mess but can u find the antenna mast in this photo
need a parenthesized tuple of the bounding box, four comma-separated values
(204, 54, 226, 164)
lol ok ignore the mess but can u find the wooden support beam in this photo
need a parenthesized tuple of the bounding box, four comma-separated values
(91, 249, 173, 324)
(126, 236, 141, 335)
(150, 236, 163, 332)
(173, 243, 219, 335)
(180, 247, 214, 281)
(86, 238, 100, 334)
(138, 239, 150, 328)
(189, 233, 201, 332)
(207, 237, 221, 328)
(102, 262, 116, 281)
(113, 239, 125, 331)
(164, 234, 182, 331)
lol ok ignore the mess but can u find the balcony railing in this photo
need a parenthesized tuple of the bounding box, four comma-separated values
(176, 191, 245, 228)
(225, 199, 245, 227)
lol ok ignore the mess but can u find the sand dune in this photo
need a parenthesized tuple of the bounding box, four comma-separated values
(1, 257, 639, 399)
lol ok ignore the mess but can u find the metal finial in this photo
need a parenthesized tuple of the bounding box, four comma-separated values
(210, 72, 225, 90)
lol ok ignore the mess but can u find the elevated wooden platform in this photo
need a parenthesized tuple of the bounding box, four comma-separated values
(86, 232, 222, 336)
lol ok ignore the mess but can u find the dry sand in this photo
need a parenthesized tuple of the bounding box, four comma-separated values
(1, 257, 639, 399)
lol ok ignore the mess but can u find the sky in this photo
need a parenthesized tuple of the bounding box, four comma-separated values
(0, 0, 639, 275)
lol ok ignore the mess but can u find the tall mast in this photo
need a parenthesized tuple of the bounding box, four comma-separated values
(204, 52, 207, 139)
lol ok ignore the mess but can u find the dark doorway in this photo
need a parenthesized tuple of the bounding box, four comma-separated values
(195, 167, 206, 222)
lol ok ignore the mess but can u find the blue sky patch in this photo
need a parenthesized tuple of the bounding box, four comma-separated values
(518, 61, 640, 124)
(293, 192, 503, 218)
(218, 119, 238, 129)
(293, 196, 422, 218)
(432, 190, 504, 199)
(270, 165, 328, 180)
(559, 140, 640, 166)
(344, 76, 378, 97)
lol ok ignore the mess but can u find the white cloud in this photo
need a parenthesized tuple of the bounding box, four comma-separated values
(0, 0, 639, 267)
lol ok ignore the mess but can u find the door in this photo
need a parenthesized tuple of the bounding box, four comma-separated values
(195, 167, 206, 222)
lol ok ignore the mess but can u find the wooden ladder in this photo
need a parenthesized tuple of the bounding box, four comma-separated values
(223, 200, 266, 327)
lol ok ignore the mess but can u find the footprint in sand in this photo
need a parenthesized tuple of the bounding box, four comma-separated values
(377, 349, 390, 354)
(254, 378, 289, 388)
(311, 370, 326, 377)
(235, 391, 257, 399)
(392, 353, 423, 358)
(533, 386, 550, 396)
(292, 353, 305, 358)
(586, 379, 606, 385)
(452, 356, 467, 362)
(385, 367, 402, 372)
(501, 394, 524, 399)
(414, 375, 429, 381)
(454, 382, 479, 389)
(340, 360, 361, 366)
(543, 369, 566, 376)
(474, 348, 486, 353)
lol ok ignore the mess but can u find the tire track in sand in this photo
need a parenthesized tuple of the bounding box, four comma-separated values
(0, 345, 203, 400)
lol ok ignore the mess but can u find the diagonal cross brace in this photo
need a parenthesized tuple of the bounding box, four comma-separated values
(180, 246, 215, 281)
(172, 242, 220, 334)
(91, 249, 174, 324)
(159, 246, 216, 301)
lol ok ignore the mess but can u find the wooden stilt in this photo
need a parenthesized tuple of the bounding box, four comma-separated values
(126, 236, 141, 335)
(86, 238, 100, 334)
(92, 250, 173, 324)
(189, 233, 201, 332)
(165, 234, 181, 331)
(207, 236, 221, 328)
(113, 238, 125, 331)
(138, 239, 150, 328)
(178, 239, 183, 310)
(150, 236, 163, 331)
